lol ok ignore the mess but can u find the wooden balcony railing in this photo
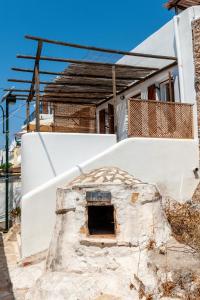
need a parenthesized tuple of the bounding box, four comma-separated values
(128, 99, 193, 139)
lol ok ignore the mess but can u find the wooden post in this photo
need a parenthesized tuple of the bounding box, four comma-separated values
(35, 65, 40, 132)
(25, 40, 43, 132)
(26, 100, 30, 132)
(112, 66, 117, 135)
(168, 71, 173, 102)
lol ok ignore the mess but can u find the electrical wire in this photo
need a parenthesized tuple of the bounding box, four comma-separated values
(0, 102, 34, 125)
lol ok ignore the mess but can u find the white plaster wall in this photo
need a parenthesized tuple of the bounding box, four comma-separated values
(21, 133, 116, 195)
(21, 137, 199, 258)
(117, 19, 176, 68)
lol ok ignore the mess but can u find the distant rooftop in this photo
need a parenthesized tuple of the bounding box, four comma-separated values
(165, 0, 200, 10)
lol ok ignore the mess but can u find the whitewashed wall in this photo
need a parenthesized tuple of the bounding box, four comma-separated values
(21, 133, 116, 195)
(21, 137, 199, 258)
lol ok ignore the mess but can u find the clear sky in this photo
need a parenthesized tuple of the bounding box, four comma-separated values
(0, 0, 174, 149)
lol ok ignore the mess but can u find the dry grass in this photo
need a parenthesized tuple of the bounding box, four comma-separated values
(145, 294, 153, 300)
(165, 199, 200, 252)
(161, 281, 176, 297)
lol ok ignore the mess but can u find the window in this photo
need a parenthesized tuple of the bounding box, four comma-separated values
(148, 84, 157, 100)
(160, 80, 175, 102)
(87, 205, 115, 235)
(99, 109, 106, 134)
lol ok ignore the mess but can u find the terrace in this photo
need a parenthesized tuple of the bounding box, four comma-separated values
(5, 35, 194, 139)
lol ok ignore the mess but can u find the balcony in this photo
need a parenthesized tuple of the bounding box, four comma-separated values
(128, 99, 193, 139)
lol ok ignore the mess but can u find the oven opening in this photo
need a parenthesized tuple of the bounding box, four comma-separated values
(87, 205, 115, 235)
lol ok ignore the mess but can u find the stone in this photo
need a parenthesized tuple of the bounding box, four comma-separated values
(131, 192, 139, 204)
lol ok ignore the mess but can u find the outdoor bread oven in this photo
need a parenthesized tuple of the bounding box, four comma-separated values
(28, 167, 171, 300)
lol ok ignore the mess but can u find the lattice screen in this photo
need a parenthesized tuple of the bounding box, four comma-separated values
(128, 99, 193, 139)
(53, 103, 96, 133)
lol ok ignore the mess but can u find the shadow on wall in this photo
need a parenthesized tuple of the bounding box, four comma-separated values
(0, 233, 14, 299)
(38, 133, 57, 177)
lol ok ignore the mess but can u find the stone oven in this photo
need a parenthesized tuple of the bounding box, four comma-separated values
(28, 167, 171, 300)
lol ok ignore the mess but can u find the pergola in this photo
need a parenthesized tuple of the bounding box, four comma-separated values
(6, 35, 177, 133)
(165, 0, 200, 10)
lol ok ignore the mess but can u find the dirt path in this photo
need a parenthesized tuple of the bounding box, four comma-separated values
(0, 232, 15, 300)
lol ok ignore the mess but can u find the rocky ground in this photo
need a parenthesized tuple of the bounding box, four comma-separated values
(0, 225, 45, 300)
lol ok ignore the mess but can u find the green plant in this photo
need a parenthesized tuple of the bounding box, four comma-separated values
(0, 162, 13, 170)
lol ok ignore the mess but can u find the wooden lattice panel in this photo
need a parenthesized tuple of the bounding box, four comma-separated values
(53, 103, 96, 133)
(128, 99, 193, 139)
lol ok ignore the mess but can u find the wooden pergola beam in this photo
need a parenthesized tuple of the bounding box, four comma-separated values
(12, 67, 64, 76)
(14, 97, 98, 105)
(27, 42, 43, 101)
(42, 98, 99, 103)
(25, 35, 177, 61)
(11, 67, 142, 81)
(4, 88, 44, 93)
(13, 93, 106, 100)
(43, 93, 106, 98)
(7, 78, 127, 89)
(4, 88, 108, 95)
(16, 55, 159, 71)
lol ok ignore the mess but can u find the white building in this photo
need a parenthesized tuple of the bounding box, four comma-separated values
(20, 5, 200, 258)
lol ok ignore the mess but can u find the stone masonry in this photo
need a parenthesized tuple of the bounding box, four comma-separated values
(192, 18, 200, 140)
(191, 19, 200, 200)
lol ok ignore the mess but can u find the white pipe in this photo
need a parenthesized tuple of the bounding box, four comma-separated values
(174, 15, 185, 102)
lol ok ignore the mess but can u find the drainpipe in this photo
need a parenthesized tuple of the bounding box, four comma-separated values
(174, 15, 185, 102)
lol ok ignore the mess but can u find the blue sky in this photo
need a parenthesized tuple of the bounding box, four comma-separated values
(0, 0, 174, 148)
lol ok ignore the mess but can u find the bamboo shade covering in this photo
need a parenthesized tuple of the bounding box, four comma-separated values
(43, 63, 157, 105)
(165, 0, 200, 9)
